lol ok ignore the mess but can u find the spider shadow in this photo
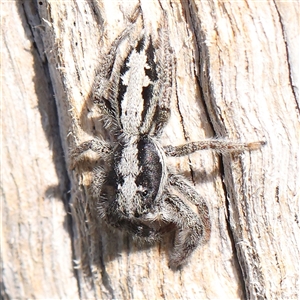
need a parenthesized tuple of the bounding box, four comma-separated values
(85, 213, 179, 273)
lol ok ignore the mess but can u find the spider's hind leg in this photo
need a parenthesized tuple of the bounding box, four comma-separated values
(70, 138, 112, 169)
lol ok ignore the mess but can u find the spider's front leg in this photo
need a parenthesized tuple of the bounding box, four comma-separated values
(161, 192, 208, 269)
(103, 205, 162, 243)
(168, 174, 211, 243)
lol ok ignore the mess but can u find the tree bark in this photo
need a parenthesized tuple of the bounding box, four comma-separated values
(2, 1, 299, 299)
(1, 1, 77, 299)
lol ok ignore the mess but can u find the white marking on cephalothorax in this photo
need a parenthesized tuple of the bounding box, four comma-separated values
(117, 136, 140, 213)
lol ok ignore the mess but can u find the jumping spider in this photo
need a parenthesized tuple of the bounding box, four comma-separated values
(71, 17, 264, 268)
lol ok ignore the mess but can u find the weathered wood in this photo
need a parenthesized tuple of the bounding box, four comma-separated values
(2, 1, 299, 299)
(1, 1, 77, 299)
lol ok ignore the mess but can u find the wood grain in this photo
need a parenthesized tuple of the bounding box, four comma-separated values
(2, 1, 299, 299)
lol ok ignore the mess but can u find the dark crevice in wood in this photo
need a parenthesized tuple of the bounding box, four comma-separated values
(21, 1, 80, 297)
(273, 1, 300, 113)
(219, 157, 247, 300)
(187, 2, 247, 298)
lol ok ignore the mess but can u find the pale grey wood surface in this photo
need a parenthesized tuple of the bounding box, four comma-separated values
(1, 1, 77, 299)
(2, 1, 299, 299)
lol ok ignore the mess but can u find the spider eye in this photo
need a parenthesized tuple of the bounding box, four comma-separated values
(138, 188, 149, 197)
(141, 190, 148, 197)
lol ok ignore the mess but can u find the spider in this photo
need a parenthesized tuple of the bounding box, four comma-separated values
(71, 16, 264, 268)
